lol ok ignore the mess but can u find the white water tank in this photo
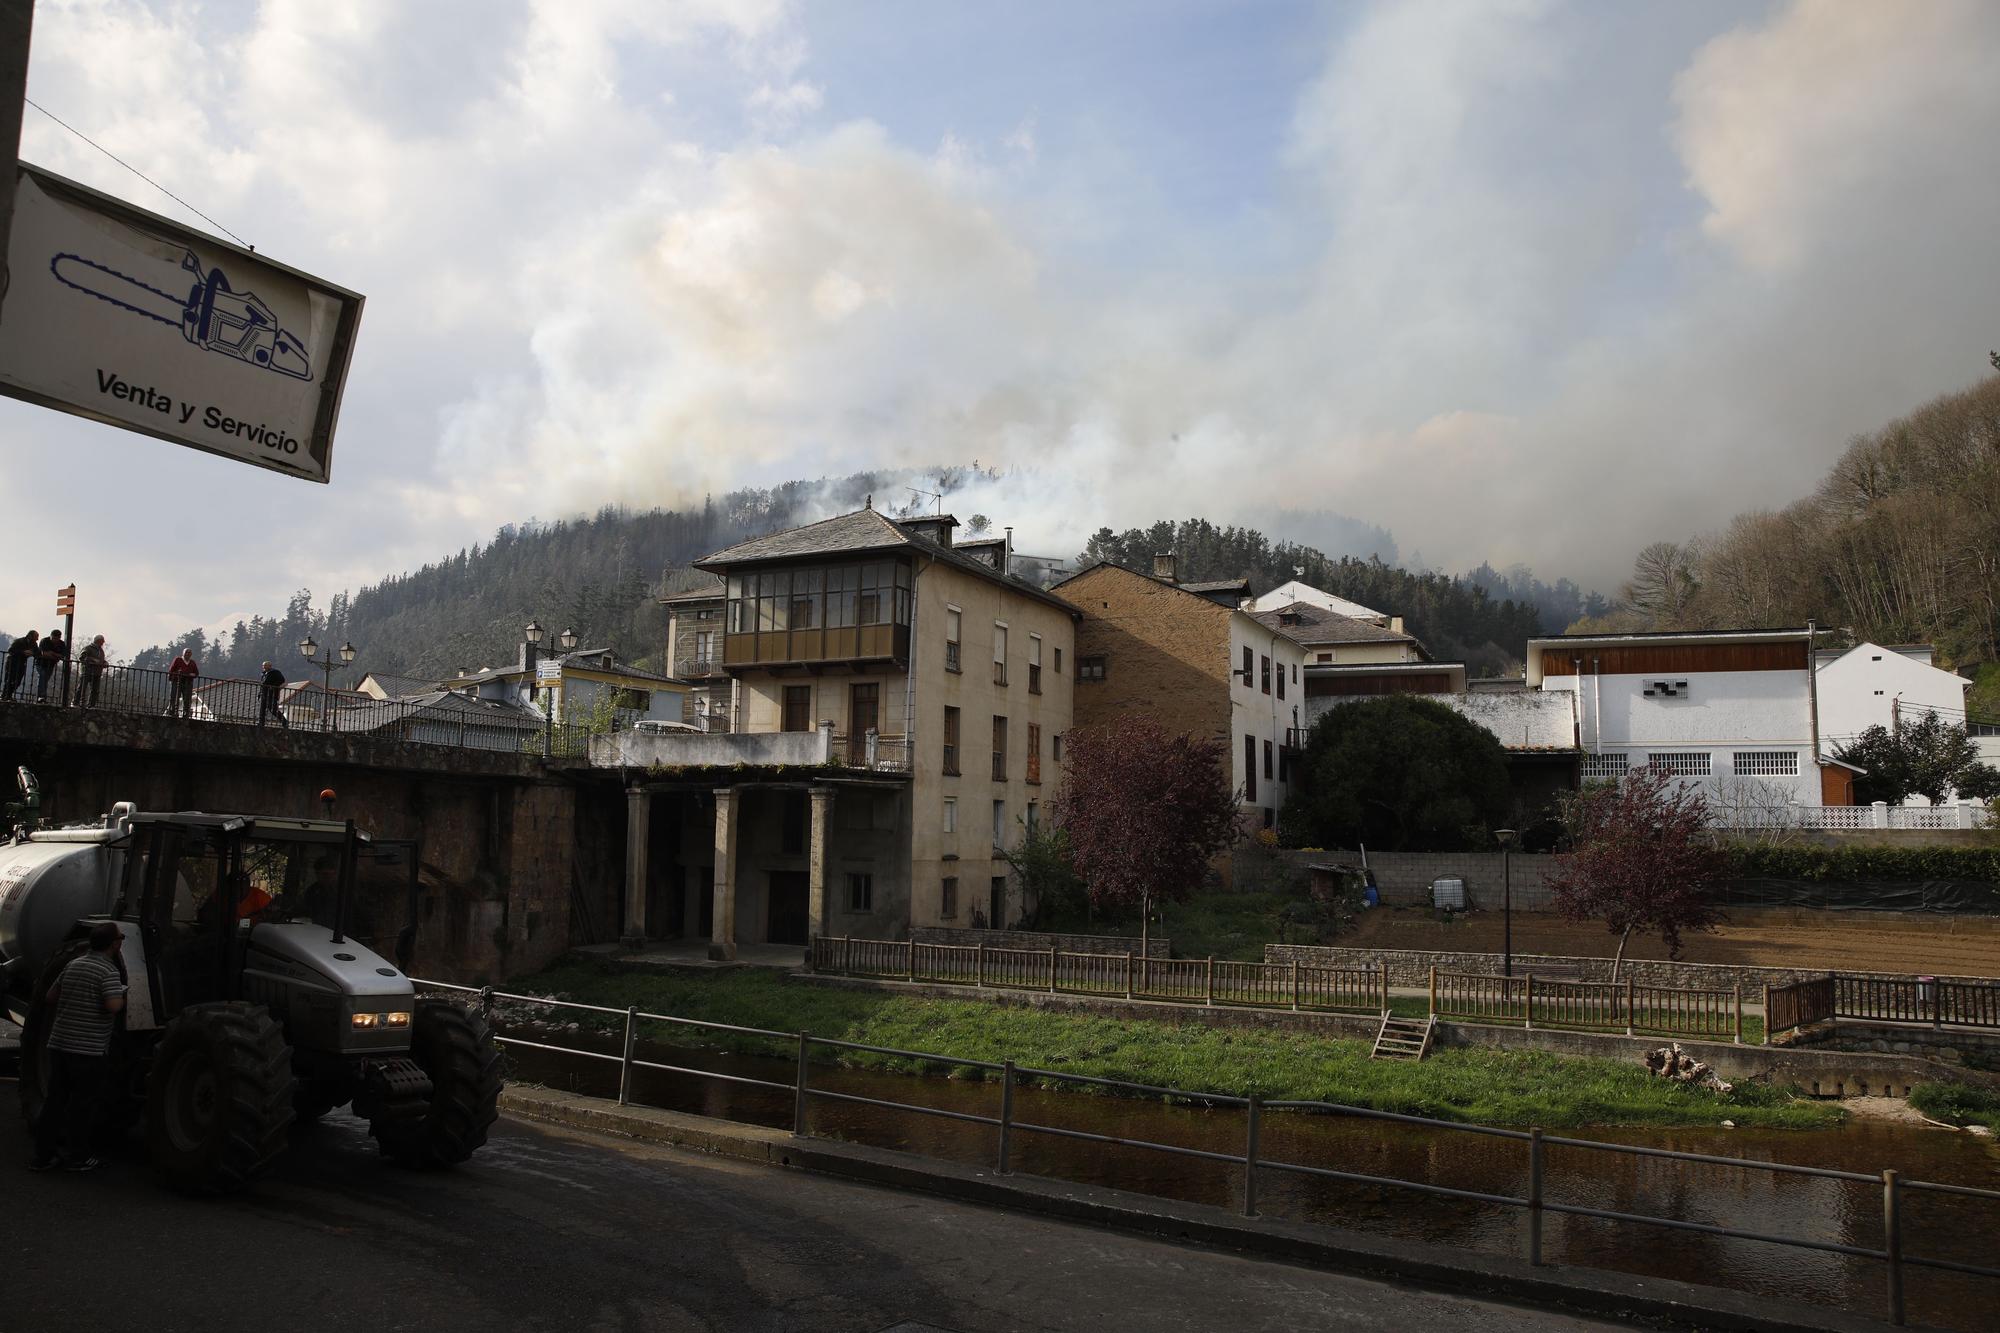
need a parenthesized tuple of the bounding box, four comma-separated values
(0, 836, 123, 988)
(1430, 876, 1466, 911)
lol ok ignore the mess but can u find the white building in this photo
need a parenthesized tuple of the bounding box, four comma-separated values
(1816, 641, 1993, 803)
(1525, 628, 1832, 807)
(1248, 579, 1387, 623)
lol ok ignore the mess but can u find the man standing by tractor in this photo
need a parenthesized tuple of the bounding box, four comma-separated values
(30, 922, 128, 1172)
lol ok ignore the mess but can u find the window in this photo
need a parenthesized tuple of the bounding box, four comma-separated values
(990, 876, 1008, 926)
(993, 623, 1008, 685)
(782, 684, 812, 732)
(1647, 752, 1713, 777)
(1052, 732, 1063, 763)
(942, 706, 961, 775)
(943, 797, 957, 833)
(1263, 739, 1273, 780)
(1026, 801, 1039, 835)
(846, 873, 873, 912)
(1292, 663, 1298, 683)
(1241, 645, 1253, 683)
(941, 876, 959, 919)
(1027, 723, 1042, 785)
(1582, 753, 1631, 780)
(1244, 734, 1257, 802)
(1972, 721, 2000, 738)
(992, 715, 1009, 781)
(1733, 751, 1800, 777)
(1029, 634, 1043, 694)
(1278, 748, 1290, 783)
(992, 799, 1006, 848)
(1261, 655, 1271, 694)
(692, 629, 715, 666)
(725, 561, 911, 634)
(945, 606, 962, 673)
(1078, 655, 1107, 682)
(790, 595, 816, 629)
(1277, 662, 1285, 700)
(1054, 646, 1063, 673)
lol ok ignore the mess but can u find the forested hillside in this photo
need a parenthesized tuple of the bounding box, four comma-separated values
(128, 472, 1586, 686)
(1583, 370, 2000, 700)
(1077, 521, 1553, 675)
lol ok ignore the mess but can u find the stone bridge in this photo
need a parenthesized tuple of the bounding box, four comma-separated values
(0, 703, 626, 983)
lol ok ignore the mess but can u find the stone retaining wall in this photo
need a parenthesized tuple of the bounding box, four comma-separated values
(911, 927, 1171, 958)
(1785, 1020, 2000, 1068)
(1262, 942, 2000, 992)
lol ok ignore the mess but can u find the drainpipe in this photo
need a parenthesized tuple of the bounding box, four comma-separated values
(1570, 656, 1583, 753)
(1805, 620, 1820, 792)
(1591, 656, 1602, 755)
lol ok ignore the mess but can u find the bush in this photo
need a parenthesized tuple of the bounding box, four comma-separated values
(1726, 845, 2000, 882)
(1909, 1082, 2000, 1129)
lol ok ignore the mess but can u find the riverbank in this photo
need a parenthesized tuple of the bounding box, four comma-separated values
(518, 960, 1841, 1130)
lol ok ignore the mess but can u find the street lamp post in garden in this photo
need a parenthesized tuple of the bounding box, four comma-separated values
(300, 635, 357, 732)
(1496, 827, 1519, 977)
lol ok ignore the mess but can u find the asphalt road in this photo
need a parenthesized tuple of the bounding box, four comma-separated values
(3, 1093, 1619, 1333)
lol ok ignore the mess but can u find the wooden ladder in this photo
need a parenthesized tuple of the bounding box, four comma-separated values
(1371, 1013, 1433, 1062)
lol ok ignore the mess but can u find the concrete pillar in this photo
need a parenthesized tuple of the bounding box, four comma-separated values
(1871, 800, 1890, 829)
(710, 786, 739, 961)
(622, 788, 652, 948)
(809, 787, 834, 939)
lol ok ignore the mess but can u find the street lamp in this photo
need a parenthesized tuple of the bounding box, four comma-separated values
(1495, 828, 1519, 977)
(300, 635, 358, 732)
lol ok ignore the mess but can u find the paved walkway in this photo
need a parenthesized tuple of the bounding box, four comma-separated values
(1, 1096, 1620, 1333)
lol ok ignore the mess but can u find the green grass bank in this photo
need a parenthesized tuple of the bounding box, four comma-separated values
(1910, 1082, 2000, 1130)
(515, 961, 1838, 1131)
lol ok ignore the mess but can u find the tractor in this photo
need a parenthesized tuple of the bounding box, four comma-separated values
(1, 773, 502, 1192)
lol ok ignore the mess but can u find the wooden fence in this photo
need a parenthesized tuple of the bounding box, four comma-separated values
(1766, 972, 2000, 1037)
(809, 936, 1390, 1013)
(1429, 969, 1742, 1042)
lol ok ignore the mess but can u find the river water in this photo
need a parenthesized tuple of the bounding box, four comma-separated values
(505, 1031, 2000, 1330)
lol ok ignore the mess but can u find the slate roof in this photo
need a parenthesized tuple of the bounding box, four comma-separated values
(657, 569, 725, 603)
(359, 670, 440, 699)
(1251, 601, 1416, 646)
(695, 508, 1082, 617)
(1180, 578, 1251, 596)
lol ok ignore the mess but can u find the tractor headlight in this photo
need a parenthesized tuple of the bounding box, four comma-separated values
(351, 1012, 377, 1029)
(384, 1011, 411, 1028)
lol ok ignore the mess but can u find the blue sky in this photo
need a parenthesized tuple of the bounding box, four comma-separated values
(3, 0, 1998, 655)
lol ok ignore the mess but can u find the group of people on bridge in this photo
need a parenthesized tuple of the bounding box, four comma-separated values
(3, 629, 108, 707)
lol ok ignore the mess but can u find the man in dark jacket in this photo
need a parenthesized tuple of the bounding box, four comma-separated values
(74, 635, 108, 707)
(36, 629, 68, 702)
(257, 661, 288, 728)
(3, 629, 38, 703)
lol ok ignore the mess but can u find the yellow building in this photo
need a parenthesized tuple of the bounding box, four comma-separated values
(601, 507, 1078, 957)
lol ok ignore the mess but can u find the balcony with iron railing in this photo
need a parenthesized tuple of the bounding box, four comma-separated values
(591, 720, 911, 775)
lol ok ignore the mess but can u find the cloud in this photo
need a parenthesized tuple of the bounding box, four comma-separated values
(5, 0, 1998, 655)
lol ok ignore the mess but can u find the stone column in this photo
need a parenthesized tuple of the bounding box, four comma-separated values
(621, 788, 651, 948)
(710, 786, 739, 961)
(808, 787, 834, 939)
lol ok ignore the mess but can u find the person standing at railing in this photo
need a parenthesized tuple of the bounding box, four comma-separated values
(35, 628, 69, 702)
(1, 629, 36, 703)
(73, 636, 107, 707)
(166, 648, 199, 719)
(257, 661, 289, 728)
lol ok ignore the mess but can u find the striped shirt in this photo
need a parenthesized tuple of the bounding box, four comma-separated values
(48, 952, 126, 1055)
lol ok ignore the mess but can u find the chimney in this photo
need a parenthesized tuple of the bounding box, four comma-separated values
(1389, 616, 1404, 634)
(1153, 552, 1176, 583)
(1003, 526, 1013, 572)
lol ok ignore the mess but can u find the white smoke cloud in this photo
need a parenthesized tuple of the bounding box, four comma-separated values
(3, 0, 1997, 653)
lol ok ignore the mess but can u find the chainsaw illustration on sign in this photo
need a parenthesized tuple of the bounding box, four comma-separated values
(50, 247, 313, 381)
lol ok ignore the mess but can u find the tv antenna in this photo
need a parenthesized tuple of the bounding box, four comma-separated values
(906, 485, 943, 515)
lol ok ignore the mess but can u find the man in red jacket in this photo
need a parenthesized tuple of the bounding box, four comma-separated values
(166, 648, 199, 719)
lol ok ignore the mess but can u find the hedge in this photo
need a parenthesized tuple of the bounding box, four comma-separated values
(1725, 844, 2000, 883)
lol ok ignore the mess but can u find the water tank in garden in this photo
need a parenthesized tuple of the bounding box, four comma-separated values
(1430, 876, 1466, 910)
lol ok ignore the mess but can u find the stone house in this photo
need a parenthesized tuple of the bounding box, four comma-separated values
(1057, 556, 1304, 830)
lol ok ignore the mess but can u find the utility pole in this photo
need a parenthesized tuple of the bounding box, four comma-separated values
(0, 1, 32, 318)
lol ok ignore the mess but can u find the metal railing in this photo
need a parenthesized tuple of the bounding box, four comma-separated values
(1768, 973, 2000, 1037)
(810, 935, 1391, 1013)
(0, 660, 594, 758)
(418, 977, 2000, 1327)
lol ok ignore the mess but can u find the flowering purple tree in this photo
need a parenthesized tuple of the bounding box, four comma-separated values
(1548, 764, 1727, 980)
(1051, 719, 1241, 927)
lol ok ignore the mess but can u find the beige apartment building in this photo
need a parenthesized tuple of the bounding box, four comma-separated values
(600, 506, 1077, 956)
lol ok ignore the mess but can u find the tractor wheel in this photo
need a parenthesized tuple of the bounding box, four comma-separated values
(373, 999, 502, 1168)
(145, 1002, 294, 1194)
